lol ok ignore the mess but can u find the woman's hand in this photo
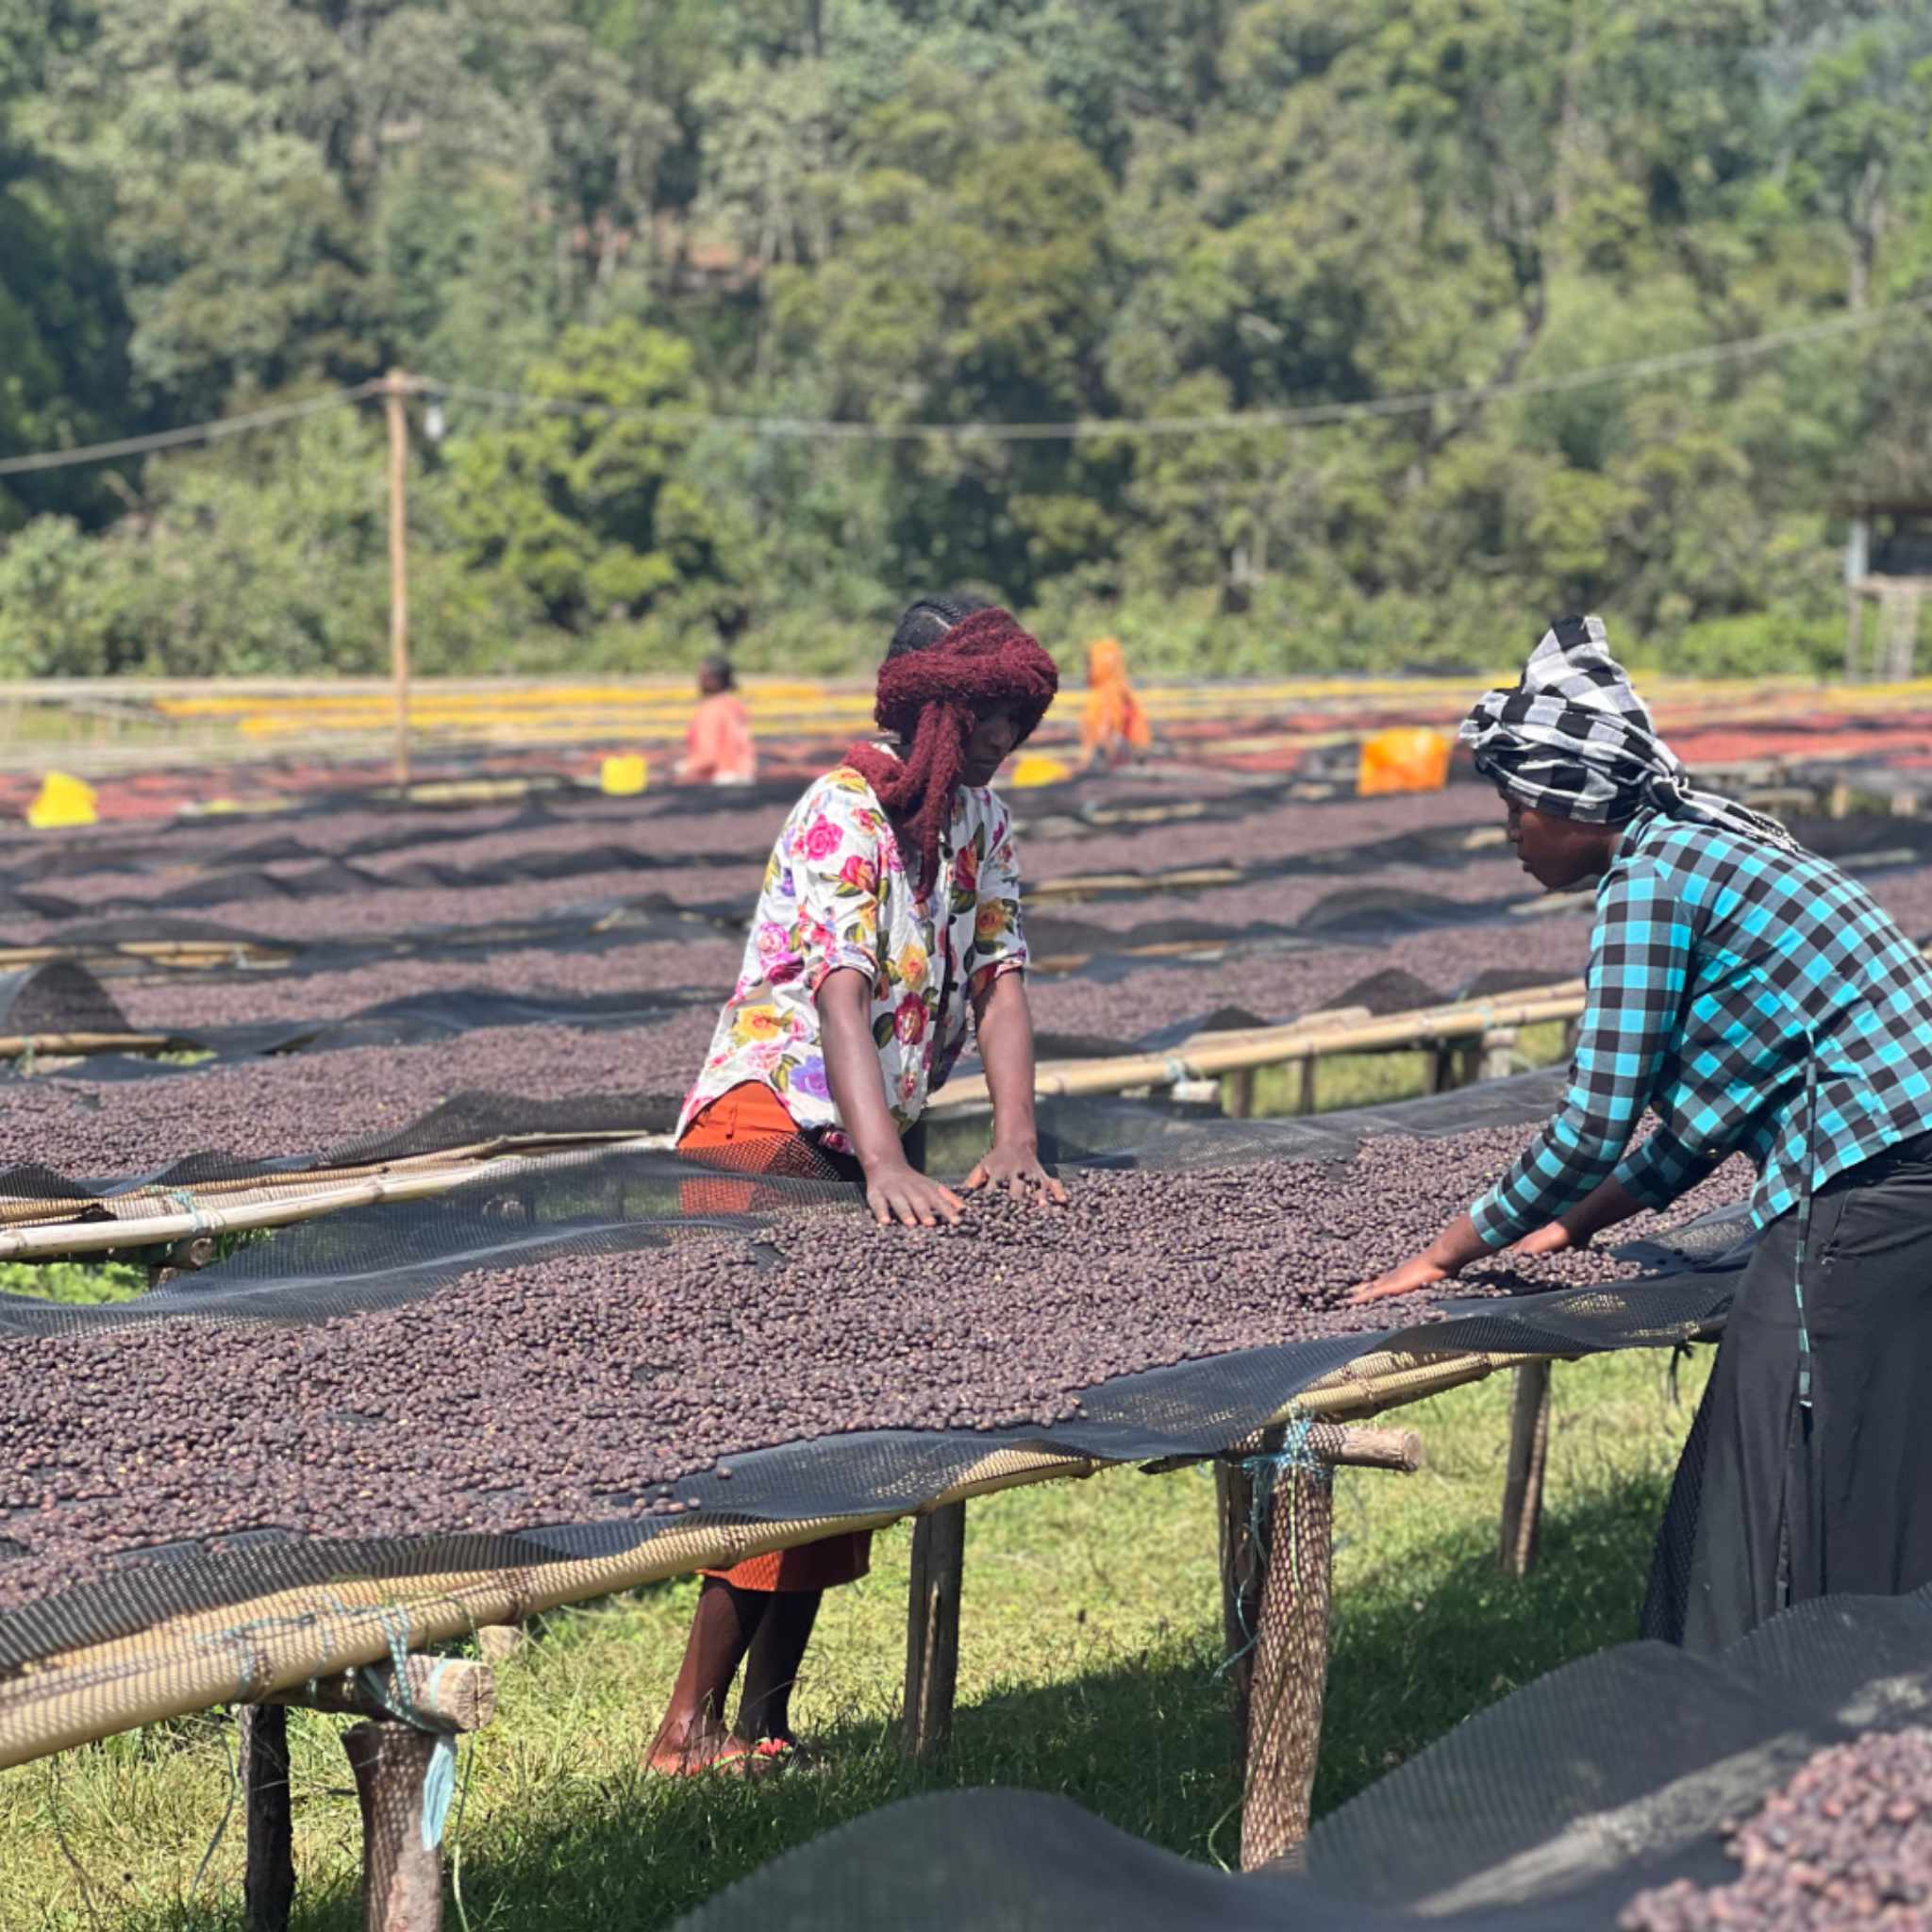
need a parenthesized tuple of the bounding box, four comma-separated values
(1347, 1254, 1452, 1305)
(862, 1160, 965, 1229)
(1514, 1220, 1581, 1258)
(1348, 1210, 1491, 1305)
(965, 1141, 1068, 1205)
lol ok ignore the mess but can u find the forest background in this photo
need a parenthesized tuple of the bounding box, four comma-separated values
(3, 0, 1932, 683)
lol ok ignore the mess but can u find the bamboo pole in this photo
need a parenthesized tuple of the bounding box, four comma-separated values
(0, 1131, 676, 1260)
(928, 984, 1589, 1112)
(1030, 864, 1244, 901)
(0, 1030, 176, 1058)
(386, 369, 411, 791)
(0, 941, 292, 970)
(0, 1126, 681, 1233)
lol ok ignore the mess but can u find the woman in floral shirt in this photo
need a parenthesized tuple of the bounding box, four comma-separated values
(647, 597, 1067, 1775)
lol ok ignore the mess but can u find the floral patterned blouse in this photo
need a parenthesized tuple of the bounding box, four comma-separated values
(677, 761, 1028, 1146)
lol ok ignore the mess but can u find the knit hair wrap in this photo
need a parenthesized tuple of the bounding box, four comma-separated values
(841, 606, 1059, 896)
(1460, 614, 1798, 852)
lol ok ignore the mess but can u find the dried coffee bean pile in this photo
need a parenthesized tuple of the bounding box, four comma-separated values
(0, 1009, 718, 1179)
(1058, 859, 1528, 936)
(0, 1127, 1748, 1619)
(1027, 788, 1498, 879)
(1025, 913, 1598, 1041)
(0, 859, 764, 948)
(109, 935, 747, 1033)
(1621, 1727, 1932, 1930)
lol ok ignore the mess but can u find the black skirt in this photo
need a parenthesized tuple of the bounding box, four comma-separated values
(1641, 1129, 1932, 1653)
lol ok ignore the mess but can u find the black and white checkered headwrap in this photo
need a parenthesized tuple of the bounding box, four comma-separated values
(1460, 615, 1798, 851)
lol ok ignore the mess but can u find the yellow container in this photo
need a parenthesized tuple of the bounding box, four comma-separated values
(1007, 752, 1072, 790)
(25, 771, 98, 828)
(600, 754, 649, 796)
(1357, 727, 1451, 797)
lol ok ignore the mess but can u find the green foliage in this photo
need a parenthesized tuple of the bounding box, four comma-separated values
(5, 0, 1932, 677)
(0, 1259, 144, 1305)
(443, 319, 733, 629)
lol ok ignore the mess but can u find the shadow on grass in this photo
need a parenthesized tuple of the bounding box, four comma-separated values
(1319, 1471, 1673, 1812)
(106, 1472, 1673, 1932)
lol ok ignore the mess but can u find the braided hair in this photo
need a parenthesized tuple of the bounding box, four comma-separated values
(842, 595, 1058, 897)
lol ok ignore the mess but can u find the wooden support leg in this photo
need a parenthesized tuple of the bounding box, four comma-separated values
(1217, 1424, 1420, 1870)
(1499, 1361, 1553, 1576)
(475, 1624, 527, 1666)
(1216, 1451, 1262, 1774)
(1477, 1026, 1518, 1084)
(1224, 1067, 1257, 1120)
(902, 1501, 966, 1761)
(342, 1722, 446, 1932)
(240, 1703, 294, 1932)
(1294, 1051, 1317, 1117)
(1238, 1458, 1334, 1871)
(1424, 1042, 1457, 1094)
(273, 1656, 493, 1932)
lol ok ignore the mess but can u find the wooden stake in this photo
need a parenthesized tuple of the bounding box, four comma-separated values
(1216, 1448, 1262, 1779)
(901, 1501, 966, 1761)
(1237, 1457, 1334, 1870)
(273, 1656, 494, 1732)
(1477, 1026, 1519, 1084)
(1499, 1360, 1553, 1575)
(475, 1624, 528, 1666)
(343, 1721, 444, 1932)
(239, 1703, 294, 1932)
(385, 369, 411, 792)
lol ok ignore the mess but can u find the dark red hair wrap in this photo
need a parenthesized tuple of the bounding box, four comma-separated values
(841, 607, 1058, 897)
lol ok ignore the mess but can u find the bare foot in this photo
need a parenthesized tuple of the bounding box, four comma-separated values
(645, 1724, 781, 1778)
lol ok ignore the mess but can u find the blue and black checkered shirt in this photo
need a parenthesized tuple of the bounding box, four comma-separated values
(1470, 808, 1932, 1248)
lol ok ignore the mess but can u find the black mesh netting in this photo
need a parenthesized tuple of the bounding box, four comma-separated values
(669, 1583, 1932, 1931)
(0, 838, 748, 925)
(0, 957, 714, 1071)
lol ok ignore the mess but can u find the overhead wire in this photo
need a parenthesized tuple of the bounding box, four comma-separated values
(1, 294, 1927, 476)
(425, 296, 1932, 443)
(0, 382, 384, 479)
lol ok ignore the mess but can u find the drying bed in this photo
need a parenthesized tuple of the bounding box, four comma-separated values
(0, 1124, 1750, 1627)
(0, 1010, 717, 1177)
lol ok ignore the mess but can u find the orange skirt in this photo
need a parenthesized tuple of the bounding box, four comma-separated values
(677, 1084, 873, 1594)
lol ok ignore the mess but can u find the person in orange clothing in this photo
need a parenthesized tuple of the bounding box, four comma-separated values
(1078, 635, 1154, 770)
(645, 595, 1066, 1777)
(677, 655, 757, 785)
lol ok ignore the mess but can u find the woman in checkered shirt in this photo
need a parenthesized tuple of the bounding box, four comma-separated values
(1355, 617, 1932, 1652)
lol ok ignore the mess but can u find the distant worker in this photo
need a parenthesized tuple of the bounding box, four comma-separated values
(677, 655, 757, 786)
(1078, 636, 1154, 771)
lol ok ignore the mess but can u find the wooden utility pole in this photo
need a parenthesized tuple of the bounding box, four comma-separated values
(385, 368, 411, 791)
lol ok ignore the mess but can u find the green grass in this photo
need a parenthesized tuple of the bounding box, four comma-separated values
(0, 1347, 1710, 1930)
(1227, 1020, 1572, 1119)
(0, 1260, 145, 1306)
